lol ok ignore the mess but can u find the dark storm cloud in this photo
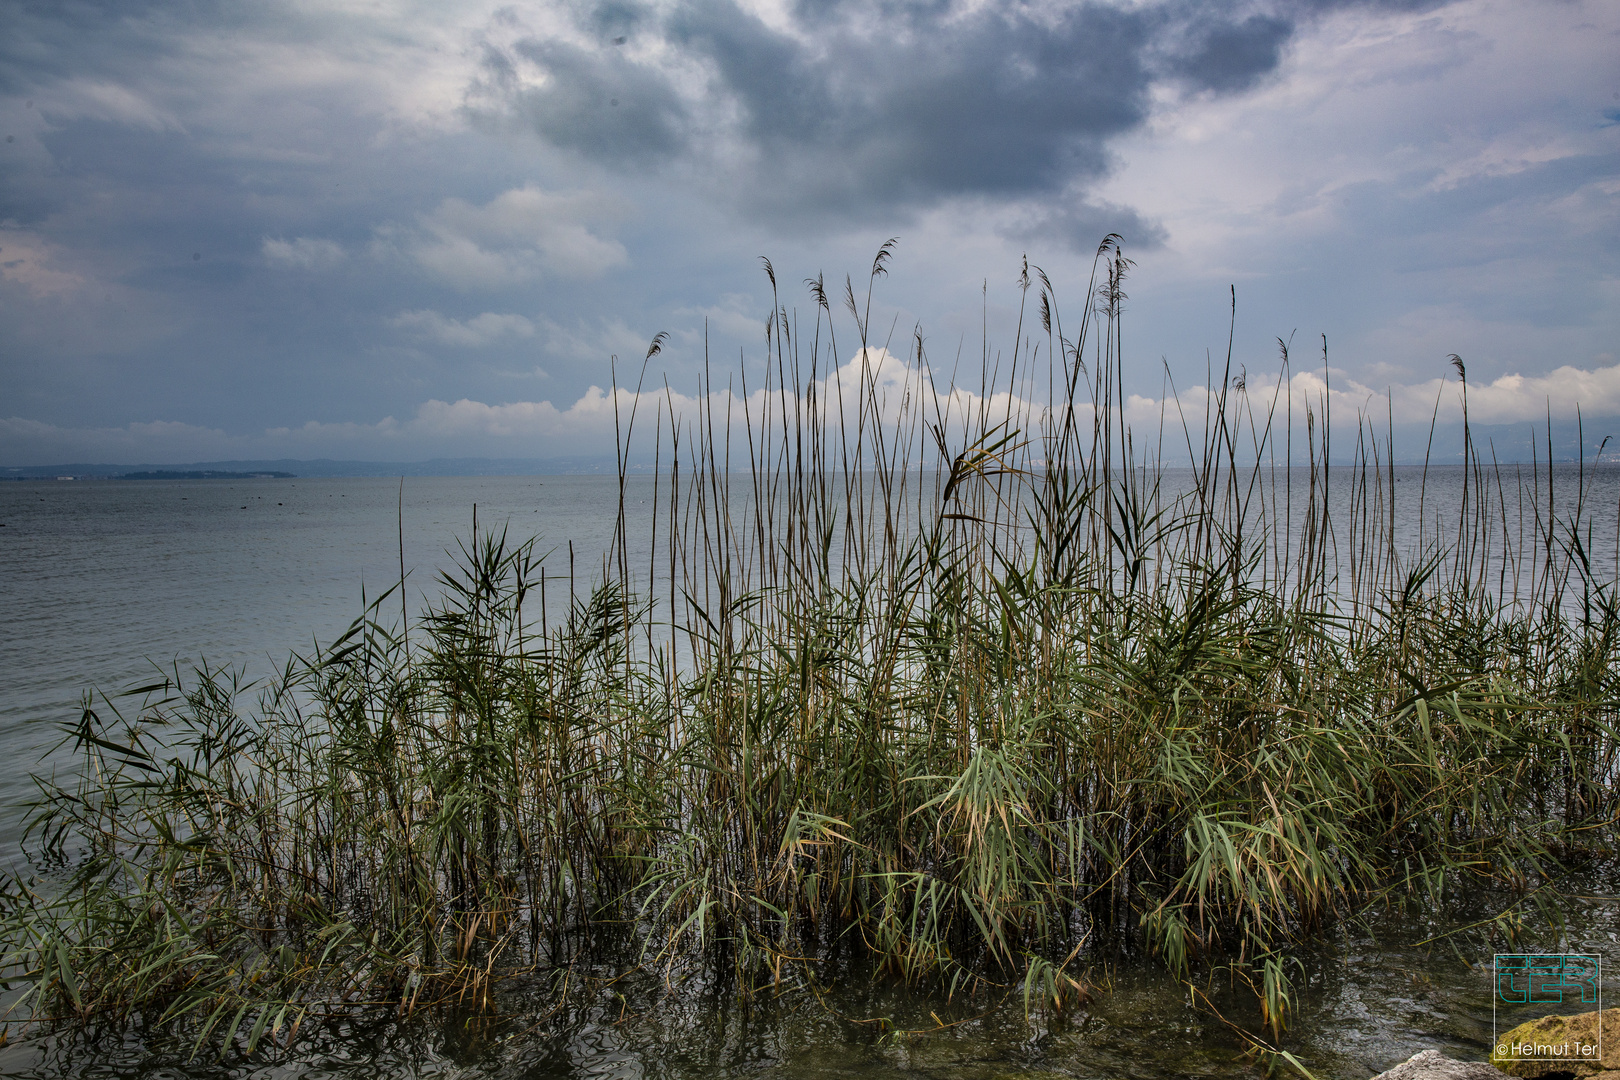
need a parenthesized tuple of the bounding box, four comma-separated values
(1008, 197, 1169, 255)
(0, 0, 232, 94)
(1159, 12, 1294, 93)
(1285, 0, 1447, 11)
(583, 0, 651, 39)
(673, 0, 1152, 206)
(500, 38, 688, 164)
(489, 0, 1154, 210)
(483, 0, 1345, 219)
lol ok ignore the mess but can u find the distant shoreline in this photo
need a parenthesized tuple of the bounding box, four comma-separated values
(117, 470, 297, 480)
(0, 455, 620, 480)
(2, 470, 295, 481)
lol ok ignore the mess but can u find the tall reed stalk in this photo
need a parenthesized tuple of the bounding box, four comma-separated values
(4, 240, 1618, 1055)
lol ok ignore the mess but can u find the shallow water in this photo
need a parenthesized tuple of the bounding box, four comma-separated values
(5, 886, 1620, 1080)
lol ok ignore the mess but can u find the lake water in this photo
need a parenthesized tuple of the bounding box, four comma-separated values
(3, 466, 1620, 1078)
(0, 475, 664, 844)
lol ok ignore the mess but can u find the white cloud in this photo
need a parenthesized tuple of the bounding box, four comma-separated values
(17, 349, 1620, 468)
(390, 309, 536, 346)
(41, 79, 184, 132)
(1068, 0, 1620, 416)
(1429, 133, 1589, 192)
(1136, 360, 1620, 437)
(259, 388, 623, 454)
(266, 345, 1088, 458)
(388, 185, 630, 290)
(1096, 0, 1620, 259)
(263, 236, 346, 269)
(1380, 364, 1620, 427)
(0, 230, 87, 296)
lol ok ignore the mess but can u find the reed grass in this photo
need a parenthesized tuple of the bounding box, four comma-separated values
(4, 238, 1618, 1057)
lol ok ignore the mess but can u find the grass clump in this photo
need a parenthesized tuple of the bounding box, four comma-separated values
(3, 239, 1619, 1057)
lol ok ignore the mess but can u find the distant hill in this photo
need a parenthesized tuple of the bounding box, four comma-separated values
(118, 470, 297, 480)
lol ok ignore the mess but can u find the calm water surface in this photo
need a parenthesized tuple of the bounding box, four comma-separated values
(0, 475, 652, 846)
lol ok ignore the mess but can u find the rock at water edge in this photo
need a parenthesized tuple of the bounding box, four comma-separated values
(1370, 1049, 1509, 1080)
(1493, 1008, 1620, 1079)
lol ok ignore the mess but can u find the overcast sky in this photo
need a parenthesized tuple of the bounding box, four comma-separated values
(1, 0, 1616, 465)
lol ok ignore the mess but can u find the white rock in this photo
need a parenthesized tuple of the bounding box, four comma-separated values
(1371, 1049, 1511, 1080)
